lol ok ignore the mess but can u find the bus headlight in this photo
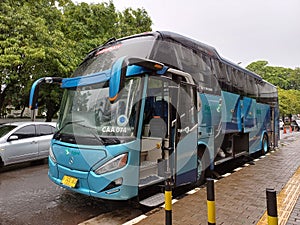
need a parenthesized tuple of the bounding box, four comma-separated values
(95, 153, 128, 175)
(49, 145, 57, 163)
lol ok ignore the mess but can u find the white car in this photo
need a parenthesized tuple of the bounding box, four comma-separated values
(0, 121, 56, 166)
(279, 119, 284, 130)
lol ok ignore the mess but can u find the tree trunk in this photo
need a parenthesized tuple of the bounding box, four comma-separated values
(20, 105, 26, 118)
(45, 103, 60, 122)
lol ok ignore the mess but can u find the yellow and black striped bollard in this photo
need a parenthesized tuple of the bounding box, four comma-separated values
(207, 178, 216, 225)
(266, 188, 278, 225)
(165, 178, 172, 225)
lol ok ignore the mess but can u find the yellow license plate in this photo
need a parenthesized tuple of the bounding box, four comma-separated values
(62, 175, 78, 188)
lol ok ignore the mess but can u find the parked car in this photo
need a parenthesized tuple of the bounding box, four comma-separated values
(279, 119, 284, 130)
(0, 121, 56, 167)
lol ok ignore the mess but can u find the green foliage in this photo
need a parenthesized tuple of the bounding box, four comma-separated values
(277, 88, 300, 117)
(246, 61, 294, 90)
(246, 61, 300, 117)
(117, 8, 152, 37)
(0, 0, 152, 120)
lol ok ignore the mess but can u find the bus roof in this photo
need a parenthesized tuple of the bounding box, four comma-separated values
(93, 31, 268, 86)
(155, 31, 263, 82)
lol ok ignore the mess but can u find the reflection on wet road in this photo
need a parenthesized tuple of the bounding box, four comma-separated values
(0, 130, 296, 225)
(0, 163, 142, 225)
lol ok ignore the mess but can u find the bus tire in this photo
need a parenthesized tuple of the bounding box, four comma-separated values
(261, 134, 269, 155)
(196, 145, 210, 186)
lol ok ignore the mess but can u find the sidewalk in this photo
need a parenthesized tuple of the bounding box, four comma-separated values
(130, 132, 300, 225)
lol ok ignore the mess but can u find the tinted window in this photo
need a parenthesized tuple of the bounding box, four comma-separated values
(246, 76, 259, 98)
(258, 82, 278, 105)
(151, 40, 181, 69)
(73, 36, 155, 77)
(152, 40, 218, 94)
(212, 59, 230, 91)
(13, 125, 36, 139)
(39, 125, 55, 136)
(0, 125, 17, 138)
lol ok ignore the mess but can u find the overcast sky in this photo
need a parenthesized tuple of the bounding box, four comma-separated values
(75, 0, 300, 69)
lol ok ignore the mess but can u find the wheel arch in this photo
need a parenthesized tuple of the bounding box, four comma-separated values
(260, 131, 269, 154)
(197, 142, 213, 171)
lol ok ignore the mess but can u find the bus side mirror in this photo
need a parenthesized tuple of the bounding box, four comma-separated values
(29, 77, 62, 120)
(109, 57, 166, 103)
(109, 57, 127, 103)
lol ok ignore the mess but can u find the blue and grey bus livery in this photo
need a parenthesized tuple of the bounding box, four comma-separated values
(29, 31, 278, 204)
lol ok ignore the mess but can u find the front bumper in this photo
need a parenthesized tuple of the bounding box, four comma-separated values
(48, 158, 138, 200)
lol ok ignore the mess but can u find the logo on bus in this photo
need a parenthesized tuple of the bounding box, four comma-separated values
(65, 148, 80, 156)
(69, 156, 74, 165)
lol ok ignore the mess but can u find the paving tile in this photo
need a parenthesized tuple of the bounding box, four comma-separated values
(136, 133, 300, 225)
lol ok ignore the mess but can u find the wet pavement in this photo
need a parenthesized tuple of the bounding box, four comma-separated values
(128, 130, 300, 225)
(1, 129, 299, 225)
(0, 162, 142, 225)
(0, 117, 143, 225)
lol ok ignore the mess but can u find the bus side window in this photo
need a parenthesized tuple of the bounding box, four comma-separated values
(178, 46, 215, 93)
(212, 59, 223, 79)
(213, 60, 229, 92)
(231, 68, 238, 88)
(152, 40, 180, 69)
(235, 70, 246, 95)
(245, 75, 257, 98)
(225, 66, 234, 92)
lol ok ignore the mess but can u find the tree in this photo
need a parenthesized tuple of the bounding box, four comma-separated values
(117, 8, 152, 37)
(246, 61, 300, 118)
(0, 0, 48, 116)
(0, 0, 152, 120)
(62, 2, 152, 59)
(246, 61, 294, 90)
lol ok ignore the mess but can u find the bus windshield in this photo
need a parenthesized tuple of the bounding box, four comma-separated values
(73, 35, 155, 77)
(55, 77, 143, 145)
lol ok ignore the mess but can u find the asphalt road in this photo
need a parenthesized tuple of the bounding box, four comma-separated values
(0, 129, 294, 225)
(0, 161, 143, 225)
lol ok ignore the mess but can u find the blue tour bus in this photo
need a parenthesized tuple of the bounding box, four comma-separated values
(29, 31, 279, 205)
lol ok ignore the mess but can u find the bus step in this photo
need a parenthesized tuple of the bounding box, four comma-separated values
(139, 175, 164, 188)
(139, 193, 165, 207)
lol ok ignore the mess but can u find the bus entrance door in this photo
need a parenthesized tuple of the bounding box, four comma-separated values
(174, 82, 198, 186)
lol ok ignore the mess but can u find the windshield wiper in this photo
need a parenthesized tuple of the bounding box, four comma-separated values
(54, 120, 104, 145)
(54, 120, 85, 136)
(72, 123, 105, 145)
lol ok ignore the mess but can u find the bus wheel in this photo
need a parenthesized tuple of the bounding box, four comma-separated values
(196, 145, 210, 186)
(261, 135, 269, 155)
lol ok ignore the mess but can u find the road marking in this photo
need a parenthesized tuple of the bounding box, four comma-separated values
(221, 173, 231, 178)
(233, 167, 243, 172)
(187, 188, 200, 195)
(256, 166, 300, 225)
(122, 215, 148, 225)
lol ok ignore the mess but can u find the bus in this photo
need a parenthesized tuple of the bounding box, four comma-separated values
(29, 31, 279, 206)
